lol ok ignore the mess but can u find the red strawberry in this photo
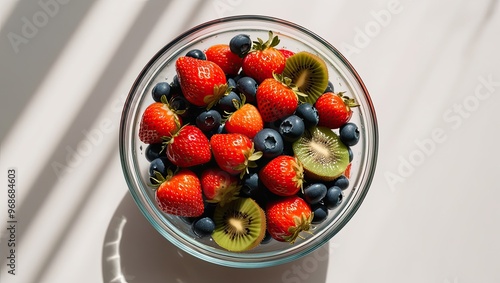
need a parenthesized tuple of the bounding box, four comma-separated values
(138, 101, 182, 144)
(278, 48, 295, 59)
(210, 133, 263, 177)
(256, 75, 299, 122)
(175, 56, 228, 107)
(315, 92, 359, 129)
(201, 168, 241, 206)
(225, 101, 263, 139)
(242, 31, 286, 83)
(259, 155, 304, 196)
(205, 44, 244, 76)
(165, 125, 211, 167)
(266, 196, 313, 243)
(344, 163, 352, 179)
(155, 169, 204, 217)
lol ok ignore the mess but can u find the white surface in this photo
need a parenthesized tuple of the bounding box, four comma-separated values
(1, 0, 499, 282)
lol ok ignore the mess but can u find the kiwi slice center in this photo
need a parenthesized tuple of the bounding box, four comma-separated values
(295, 69, 311, 89)
(310, 140, 331, 158)
(224, 211, 251, 240)
(282, 51, 329, 104)
(212, 198, 266, 252)
(228, 217, 245, 232)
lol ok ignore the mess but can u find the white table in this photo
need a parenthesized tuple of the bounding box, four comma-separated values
(1, 0, 499, 282)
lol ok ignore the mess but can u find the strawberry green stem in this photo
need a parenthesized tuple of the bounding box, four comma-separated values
(338, 92, 359, 108)
(285, 212, 314, 244)
(251, 31, 280, 52)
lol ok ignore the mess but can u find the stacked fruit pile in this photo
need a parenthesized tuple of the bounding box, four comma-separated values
(138, 31, 360, 252)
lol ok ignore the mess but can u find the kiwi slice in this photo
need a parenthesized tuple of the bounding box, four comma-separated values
(212, 197, 266, 252)
(293, 126, 350, 181)
(282, 51, 329, 104)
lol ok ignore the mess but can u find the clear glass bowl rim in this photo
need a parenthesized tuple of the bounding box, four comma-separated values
(119, 14, 379, 268)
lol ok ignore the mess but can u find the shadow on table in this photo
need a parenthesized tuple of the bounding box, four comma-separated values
(102, 193, 331, 283)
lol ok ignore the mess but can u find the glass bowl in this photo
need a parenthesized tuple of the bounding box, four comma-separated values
(119, 15, 378, 268)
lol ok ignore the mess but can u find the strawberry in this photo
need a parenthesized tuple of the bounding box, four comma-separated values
(266, 195, 313, 243)
(165, 125, 211, 167)
(155, 169, 204, 217)
(259, 155, 304, 196)
(175, 56, 228, 108)
(205, 44, 244, 76)
(224, 98, 264, 139)
(242, 31, 286, 83)
(278, 48, 295, 59)
(210, 133, 263, 177)
(256, 75, 299, 122)
(138, 100, 182, 144)
(201, 168, 241, 206)
(344, 163, 352, 179)
(315, 92, 359, 129)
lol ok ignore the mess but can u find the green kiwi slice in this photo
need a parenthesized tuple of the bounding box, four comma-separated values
(282, 51, 329, 104)
(293, 126, 350, 181)
(212, 197, 266, 252)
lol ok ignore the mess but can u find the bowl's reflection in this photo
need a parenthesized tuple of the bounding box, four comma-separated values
(102, 192, 332, 283)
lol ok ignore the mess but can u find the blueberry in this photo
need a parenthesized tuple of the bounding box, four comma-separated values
(149, 157, 173, 184)
(196, 110, 222, 132)
(311, 203, 329, 224)
(279, 115, 305, 142)
(348, 146, 353, 162)
(303, 183, 328, 205)
(241, 172, 261, 197)
(229, 34, 252, 57)
(151, 82, 171, 102)
(217, 91, 241, 113)
(170, 75, 182, 94)
(171, 75, 180, 87)
(324, 81, 334, 93)
(253, 128, 284, 159)
(148, 157, 170, 176)
(145, 143, 164, 162)
(192, 217, 215, 237)
(226, 77, 237, 89)
(333, 175, 349, 190)
(295, 103, 319, 128)
(186, 49, 206, 60)
(232, 71, 244, 84)
(324, 186, 343, 209)
(242, 174, 273, 208)
(242, 173, 259, 193)
(236, 76, 258, 103)
(339, 122, 360, 146)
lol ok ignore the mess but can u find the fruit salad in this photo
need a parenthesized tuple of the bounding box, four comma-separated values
(138, 31, 360, 252)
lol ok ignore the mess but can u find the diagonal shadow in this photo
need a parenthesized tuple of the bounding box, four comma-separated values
(0, 0, 209, 274)
(31, 2, 219, 281)
(28, 141, 120, 283)
(21, 2, 209, 279)
(0, 0, 96, 142)
(6, 0, 172, 247)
